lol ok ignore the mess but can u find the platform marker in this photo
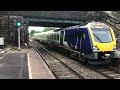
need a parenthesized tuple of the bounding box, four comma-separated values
(27, 53, 32, 79)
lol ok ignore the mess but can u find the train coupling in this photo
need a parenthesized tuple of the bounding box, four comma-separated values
(102, 54, 110, 59)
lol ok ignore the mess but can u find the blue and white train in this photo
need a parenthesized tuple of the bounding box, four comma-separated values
(33, 21, 118, 64)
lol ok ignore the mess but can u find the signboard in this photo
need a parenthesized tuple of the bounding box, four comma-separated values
(0, 37, 4, 45)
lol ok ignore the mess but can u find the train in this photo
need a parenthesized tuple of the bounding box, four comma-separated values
(33, 21, 118, 65)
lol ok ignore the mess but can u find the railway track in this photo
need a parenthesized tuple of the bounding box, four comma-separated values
(90, 65, 120, 79)
(30, 40, 84, 79)
(31, 40, 120, 79)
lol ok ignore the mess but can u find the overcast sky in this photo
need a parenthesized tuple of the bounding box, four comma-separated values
(28, 26, 45, 32)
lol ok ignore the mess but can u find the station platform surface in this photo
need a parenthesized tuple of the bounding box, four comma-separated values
(24, 48, 55, 79)
(0, 50, 29, 79)
(0, 47, 55, 79)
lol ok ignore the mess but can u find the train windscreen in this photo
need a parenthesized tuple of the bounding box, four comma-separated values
(91, 28, 113, 43)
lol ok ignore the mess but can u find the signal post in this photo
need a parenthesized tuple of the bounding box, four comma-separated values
(16, 20, 22, 50)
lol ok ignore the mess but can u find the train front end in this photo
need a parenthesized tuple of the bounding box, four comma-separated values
(87, 22, 118, 64)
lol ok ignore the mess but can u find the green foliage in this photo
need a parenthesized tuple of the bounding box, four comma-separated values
(30, 30, 36, 37)
(42, 27, 57, 32)
(29, 30, 42, 37)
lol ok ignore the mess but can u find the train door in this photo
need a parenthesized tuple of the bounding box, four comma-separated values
(60, 31, 64, 46)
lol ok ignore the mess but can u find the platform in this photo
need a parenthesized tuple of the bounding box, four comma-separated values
(24, 48, 55, 79)
(0, 47, 55, 79)
(0, 50, 29, 79)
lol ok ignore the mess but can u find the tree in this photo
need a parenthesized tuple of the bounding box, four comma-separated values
(30, 30, 36, 37)
(42, 27, 57, 32)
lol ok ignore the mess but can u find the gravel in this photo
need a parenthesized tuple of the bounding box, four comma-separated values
(53, 54, 108, 79)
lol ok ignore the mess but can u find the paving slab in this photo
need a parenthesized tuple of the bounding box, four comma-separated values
(24, 48, 55, 79)
(0, 51, 29, 79)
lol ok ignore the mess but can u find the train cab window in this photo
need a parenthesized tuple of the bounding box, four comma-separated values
(92, 28, 112, 43)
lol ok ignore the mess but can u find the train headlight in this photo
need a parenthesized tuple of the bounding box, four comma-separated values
(93, 46, 98, 50)
(113, 46, 116, 50)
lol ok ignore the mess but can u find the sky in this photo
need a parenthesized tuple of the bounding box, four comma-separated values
(28, 26, 45, 32)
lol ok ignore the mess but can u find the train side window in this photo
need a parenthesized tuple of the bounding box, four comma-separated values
(78, 32, 82, 40)
(55, 35, 57, 40)
(70, 34, 74, 42)
(57, 35, 59, 40)
(53, 35, 54, 40)
(72, 35, 74, 42)
(47, 35, 49, 40)
(82, 33, 86, 39)
(53, 35, 55, 40)
(51, 35, 53, 40)
(64, 34, 67, 41)
(49, 36, 50, 40)
(54, 35, 56, 40)
(55, 35, 56, 40)
(51, 35, 52, 40)
(50, 35, 52, 40)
